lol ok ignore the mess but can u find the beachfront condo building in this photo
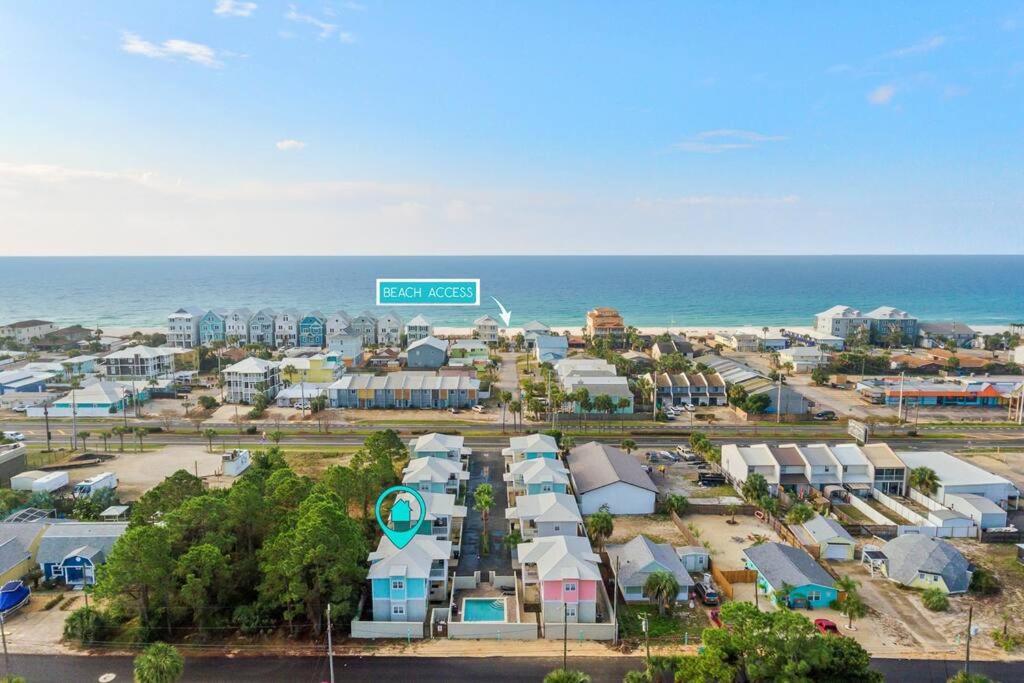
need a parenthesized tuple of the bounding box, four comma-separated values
(585, 307, 625, 344)
(377, 311, 404, 346)
(274, 309, 301, 348)
(198, 309, 228, 346)
(328, 372, 480, 409)
(225, 309, 253, 345)
(248, 309, 277, 346)
(166, 308, 203, 348)
(814, 305, 870, 340)
(865, 306, 918, 345)
(406, 314, 433, 343)
(103, 345, 186, 379)
(351, 312, 378, 346)
(473, 315, 500, 343)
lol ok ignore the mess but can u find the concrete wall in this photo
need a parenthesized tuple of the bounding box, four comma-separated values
(350, 619, 426, 639)
(449, 621, 538, 639)
(542, 622, 617, 641)
(846, 494, 897, 525)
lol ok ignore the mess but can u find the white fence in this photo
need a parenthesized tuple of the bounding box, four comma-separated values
(908, 488, 947, 512)
(873, 489, 978, 538)
(453, 574, 480, 590)
(896, 525, 977, 539)
(350, 618, 426, 639)
(845, 494, 896, 526)
(542, 621, 617, 641)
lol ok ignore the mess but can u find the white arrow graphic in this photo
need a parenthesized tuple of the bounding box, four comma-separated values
(491, 296, 512, 327)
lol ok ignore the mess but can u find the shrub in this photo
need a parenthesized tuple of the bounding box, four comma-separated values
(43, 594, 63, 610)
(232, 604, 274, 636)
(244, 426, 258, 435)
(63, 606, 112, 646)
(133, 642, 184, 683)
(969, 566, 1001, 596)
(992, 629, 1023, 652)
(922, 587, 949, 612)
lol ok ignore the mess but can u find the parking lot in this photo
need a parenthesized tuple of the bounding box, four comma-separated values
(61, 445, 227, 499)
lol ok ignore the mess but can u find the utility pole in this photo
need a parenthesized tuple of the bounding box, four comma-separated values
(964, 605, 973, 676)
(0, 611, 9, 677)
(326, 603, 335, 683)
(897, 371, 906, 423)
(613, 556, 620, 645)
(776, 377, 782, 424)
(641, 613, 650, 661)
(42, 400, 52, 451)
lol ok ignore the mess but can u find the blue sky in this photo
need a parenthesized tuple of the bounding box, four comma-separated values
(1, 1, 1022, 255)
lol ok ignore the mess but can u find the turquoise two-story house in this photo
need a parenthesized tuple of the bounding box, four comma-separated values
(504, 457, 570, 496)
(298, 310, 326, 348)
(198, 309, 227, 346)
(502, 433, 560, 464)
(368, 536, 452, 622)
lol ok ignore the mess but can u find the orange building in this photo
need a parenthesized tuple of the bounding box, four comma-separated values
(585, 307, 625, 341)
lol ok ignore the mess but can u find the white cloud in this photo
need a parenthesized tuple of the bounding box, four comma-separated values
(867, 84, 896, 105)
(121, 32, 223, 68)
(338, 31, 356, 44)
(637, 194, 800, 208)
(285, 4, 338, 39)
(674, 129, 786, 153)
(275, 139, 307, 151)
(887, 35, 946, 58)
(214, 0, 257, 17)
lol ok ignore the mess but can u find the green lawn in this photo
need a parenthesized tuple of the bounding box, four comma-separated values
(617, 603, 708, 639)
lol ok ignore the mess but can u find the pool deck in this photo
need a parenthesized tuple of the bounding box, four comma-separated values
(450, 585, 521, 623)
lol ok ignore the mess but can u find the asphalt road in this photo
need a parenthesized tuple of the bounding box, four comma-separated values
(3, 654, 1022, 682)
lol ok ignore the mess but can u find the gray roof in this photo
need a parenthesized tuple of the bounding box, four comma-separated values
(36, 522, 127, 568)
(0, 522, 47, 573)
(606, 535, 694, 589)
(880, 535, 972, 593)
(794, 515, 854, 546)
(918, 321, 977, 336)
(742, 542, 836, 591)
(566, 442, 658, 494)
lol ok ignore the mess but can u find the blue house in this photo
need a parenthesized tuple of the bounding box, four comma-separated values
(502, 433, 560, 463)
(402, 457, 469, 495)
(0, 370, 51, 395)
(504, 457, 570, 496)
(298, 311, 327, 348)
(198, 309, 227, 346)
(37, 522, 128, 586)
(742, 542, 838, 609)
(534, 334, 569, 363)
(368, 536, 452, 622)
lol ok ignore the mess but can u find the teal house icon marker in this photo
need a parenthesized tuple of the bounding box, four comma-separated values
(375, 485, 427, 550)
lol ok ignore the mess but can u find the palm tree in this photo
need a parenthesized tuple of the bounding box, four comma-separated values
(508, 400, 522, 432)
(133, 642, 184, 683)
(586, 508, 614, 550)
(633, 375, 652, 411)
(774, 581, 795, 608)
(499, 390, 513, 433)
(474, 483, 495, 539)
(909, 466, 940, 495)
(281, 364, 298, 388)
(99, 430, 111, 452)
(617, 397, 631, 429)
(643, 570, 680, 616)
(134, 427, 147, 452)
(203, 428, 217, 452)
(78, 430, 90, 452)
(112, 426, 127, 452)
(561, 435, 576, 456)
(662, 493, 688, 516)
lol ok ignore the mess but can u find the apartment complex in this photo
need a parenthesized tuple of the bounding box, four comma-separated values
(221, 357, 281, 404)
(814, 305, 870, 340)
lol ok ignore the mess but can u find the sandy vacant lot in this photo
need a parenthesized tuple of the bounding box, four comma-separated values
(608, 515, 690, 547)
(64, 445, 225, 499)
(685, 513, 783, 568)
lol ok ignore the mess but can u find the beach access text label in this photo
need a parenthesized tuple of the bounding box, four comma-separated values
(376, 278, 480, 306)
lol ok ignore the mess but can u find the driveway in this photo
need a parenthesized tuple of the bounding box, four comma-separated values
(457, 450, 512, 576)
(493, 352, 520, 399)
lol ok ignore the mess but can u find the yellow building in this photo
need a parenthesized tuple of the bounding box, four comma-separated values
(0, 521, 48, 584)
(277, 355, 340, 384)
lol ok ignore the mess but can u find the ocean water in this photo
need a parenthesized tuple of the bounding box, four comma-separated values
(0, 255, 1022, 330)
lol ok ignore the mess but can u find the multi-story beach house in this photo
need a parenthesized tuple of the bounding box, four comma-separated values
(646, 370, 727, 407)
(198, 309, 227, 346)
(393, 490, 467, 542)
(166, 308, 203, 348)
(247, 309, 276, 346)
(720, 444, 780, 495)
(297, 311, 326, 348)
(326, 333, 363, 367)
(103, 346, 183, 379)
(274, 309, 301, 348)
(402, 457, 469, 495)
(408, 433, 470, 461)
(377, 311, 404, 346)
(522, 320, 552, 348)
(0, 319, 57, 345)
(585, 307, 625, 344)
(473, 315, 500, 343)
(506, 492, 583, 539)
(517, 535, 602, 624)
(406, 314, 433, 344)
(325, 310, 352, 338)
(866, 306, 918, 345)
(221, 308, 250, 345)
(504, 458, 570, 497)
(814, 305, 870, 340)
(328, 372, 480, 409)
(368, 536, 452, 622)
(351, 312, 378, 346)
(222, 357, 280, 404)
(502, 433, 560, 464)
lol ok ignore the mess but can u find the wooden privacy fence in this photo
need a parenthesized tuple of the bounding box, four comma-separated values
(670, 510, 702, 547)
(711, 566, 757, 600)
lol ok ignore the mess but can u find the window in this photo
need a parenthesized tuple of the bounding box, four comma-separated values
(566, 605, 577, 618)
(391, 579, 405, 591)
(564, 582, 577, 592)
(392, 605, 405, 616)
(807, 590, 821, 602)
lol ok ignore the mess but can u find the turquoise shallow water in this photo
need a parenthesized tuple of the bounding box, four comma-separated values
(0, 255, 1021, 329)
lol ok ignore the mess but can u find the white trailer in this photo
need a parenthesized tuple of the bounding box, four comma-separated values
(32, 471, 69, 493)
(221, 449, 251, 477)
(73, 472, 118, 497)
(11, 471, 47, 491)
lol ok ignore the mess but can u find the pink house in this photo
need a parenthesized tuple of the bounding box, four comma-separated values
(518, 535, 601, 623)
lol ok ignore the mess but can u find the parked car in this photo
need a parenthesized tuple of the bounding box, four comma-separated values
(682, 403, 697, 412)
(471, 405, 485, 413)
(293, 401, 311, 410)
(813, 410, 837, 421)
(11, 404, 26, 413)
(675, 445, 692, 456)
(2, 432, 25, 442)
(814, 619, 840, 636)
(641, 464, 653, 474)
(448, 407, 461, 414)
(695, 581, 720, 606)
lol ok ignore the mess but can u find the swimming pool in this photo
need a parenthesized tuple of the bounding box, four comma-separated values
(462, 597, 506, 622)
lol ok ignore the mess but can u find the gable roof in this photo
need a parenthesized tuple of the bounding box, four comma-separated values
(408, 336, 448, 353)
(223, 357, 278, 374)
(36, 522, 127, 568)
(367, 535, 452, 579)
(606, 535, 694, 588)
(516, 535, 601, 581)
(793, 515, 854, 546)
(505, 492, 582, 524)
(402, 456, 467, 484)
(567, 442, 657, 494)
(407, 314, 431, 327)
(742, 542, 835, 591)
(881, 535, 971, 593)
(507, 458, 570, 487)
(506, 433, 559, 454)
(411, 433, 464, 453)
